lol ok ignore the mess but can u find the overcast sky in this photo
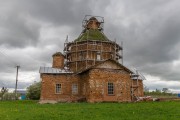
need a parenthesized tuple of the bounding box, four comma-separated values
(0, 0, 180, 92)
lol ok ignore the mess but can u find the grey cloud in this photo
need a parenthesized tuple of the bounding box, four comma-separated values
(17, 0, 93, 27)
(0, 0, 180, 90)
(0, 0, 93, 48)
(0, 13, 40, 48)
(145, 81, 180, 90)
(99, 0, 180, 81)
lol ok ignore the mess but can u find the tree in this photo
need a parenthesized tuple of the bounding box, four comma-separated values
(155, 89, 161, 93)
(0, 87, 8, 100)
(162, 88, 169, 93)
(26, 82, 41, 100)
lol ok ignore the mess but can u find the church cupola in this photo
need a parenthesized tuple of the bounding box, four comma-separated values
(86, 17, 100, 30)
(63, 15, 122, 72)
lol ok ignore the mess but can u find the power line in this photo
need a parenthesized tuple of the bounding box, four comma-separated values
(0, 49, 17, 66)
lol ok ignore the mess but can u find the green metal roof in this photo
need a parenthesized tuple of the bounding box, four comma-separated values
(75, 29, 109, 42)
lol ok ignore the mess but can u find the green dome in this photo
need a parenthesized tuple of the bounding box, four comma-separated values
(75, 29, 109, 42)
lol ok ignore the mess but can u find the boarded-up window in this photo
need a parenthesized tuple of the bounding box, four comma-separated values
(83, 83, 86, 95)
(97, 54, 100, 60)
(97, 52, 101, 60)
(72, 84, 78, 94)
(108, 82, 114, 95)
(56, 84, 61, 93)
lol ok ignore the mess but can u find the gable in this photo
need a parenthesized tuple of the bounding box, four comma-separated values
(95, 60, 123, 69)
(93, 60, 132, 73)
(77, 59, 132, 74)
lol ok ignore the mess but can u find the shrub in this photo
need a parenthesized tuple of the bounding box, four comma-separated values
(26, 82, 41, 100)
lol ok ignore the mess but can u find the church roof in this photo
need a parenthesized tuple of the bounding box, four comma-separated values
(52, 52, 64, 57)
(76, 59, 145, 80)
(130, 68, 146, 80)
(75, 29, 109, 42)
(89, 17, 97, 20)
(39, 67, 73, 74)
(39, 60, 145, 80)
(74, 16, 109, 42)
(76, 59, 133, 74)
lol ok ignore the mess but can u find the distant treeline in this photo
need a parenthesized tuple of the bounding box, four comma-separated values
(144, 91, 178, 98)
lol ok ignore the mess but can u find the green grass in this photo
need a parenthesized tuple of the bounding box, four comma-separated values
(1, 101, 180, 120)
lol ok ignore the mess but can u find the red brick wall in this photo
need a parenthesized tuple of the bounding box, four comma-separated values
(40, 69, 144, 103)
(133, 80, 144, 97)
(86, 69, 132, 102)
(40, 74, 85, 102)
(52, 55, 64, 69)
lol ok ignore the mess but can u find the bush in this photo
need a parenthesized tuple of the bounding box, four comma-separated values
(3, 92, 20, 100)
(26, 82, 41, 100)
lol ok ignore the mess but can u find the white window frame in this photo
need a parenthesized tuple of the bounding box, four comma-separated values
(56, 84, 61, 94)
(72, 83, 78, 94)
(108, 82, 114, 95)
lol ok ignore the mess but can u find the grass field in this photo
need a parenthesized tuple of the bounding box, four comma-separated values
(0, 101, 180, 120)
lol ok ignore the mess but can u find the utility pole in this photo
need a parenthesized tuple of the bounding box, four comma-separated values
(15, 65, 20, 100)
(121, 41, 123, 65)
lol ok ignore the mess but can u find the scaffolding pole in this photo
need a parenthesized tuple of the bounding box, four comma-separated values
(76, 41, 77, 71)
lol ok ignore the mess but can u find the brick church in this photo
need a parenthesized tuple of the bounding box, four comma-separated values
(39, 16, 144, 103)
